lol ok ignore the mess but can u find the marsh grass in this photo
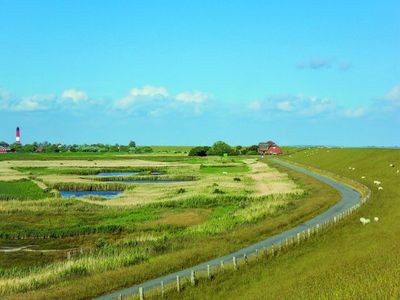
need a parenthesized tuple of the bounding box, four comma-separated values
(0, 179, 52, 200)
(90, 175, 197, 182)
(47, 182, 129, 191)
(13, 166, 167, 176)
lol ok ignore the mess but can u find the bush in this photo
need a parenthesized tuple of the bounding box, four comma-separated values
(95, 238, 108, 249)
(213, 188, 225, 194)
(177, 188, 186, 194)
(188, 146, 211, 156)
(243, 145, 259, 155)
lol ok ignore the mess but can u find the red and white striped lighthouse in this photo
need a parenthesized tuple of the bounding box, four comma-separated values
(16, 127, 21, 145)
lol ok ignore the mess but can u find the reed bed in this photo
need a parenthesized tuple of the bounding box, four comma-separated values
(48, 182, 130, 191)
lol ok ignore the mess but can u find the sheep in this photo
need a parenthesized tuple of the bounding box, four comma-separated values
(361, 176, 366, 179)
(397, 170, 399, 174)
(373, 180, 381, 185)
(222, 171, 228, 175)
(360, 217, 370, 225)
(378, 186, 383, 190)
(374, 217, 379, 222)
(390, 164, 395, 167)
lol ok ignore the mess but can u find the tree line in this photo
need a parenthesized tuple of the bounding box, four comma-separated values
(188, 141, 258, 156)
(0, 140, 154, 153)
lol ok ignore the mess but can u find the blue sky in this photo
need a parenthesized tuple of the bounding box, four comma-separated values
(0, 0, 399, 146)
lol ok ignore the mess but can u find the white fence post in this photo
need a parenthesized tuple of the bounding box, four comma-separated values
(139, 287, 145, 300)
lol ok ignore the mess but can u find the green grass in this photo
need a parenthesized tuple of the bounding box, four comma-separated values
(154, 148, 400, 299)
(13, 166, 166, 176)
(1, 156, 340, 299)
(0, 179, 51, 200)
(199, 164, 249, 174)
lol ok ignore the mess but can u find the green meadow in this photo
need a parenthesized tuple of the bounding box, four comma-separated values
(2, 148, 398, 299)
(157, 148, 400, 299)
(0, 150, 340, 299)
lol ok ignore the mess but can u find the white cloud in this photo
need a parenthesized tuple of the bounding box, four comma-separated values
(259, 94, 334, 117)
(383, 85, 400, 106)
(342, 107, 368, 118)
(115, 85, 169, 109)
(276, 101, 293, 111)
(247, 100, 262, 111)
(175, 91, 210, 104)
(0, 92, 56, 112)
(62, 89, 88, 102)
(130, 85, 169, 98)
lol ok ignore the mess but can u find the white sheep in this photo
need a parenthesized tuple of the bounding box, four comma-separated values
(397, 170, 399, 174)
(378, 186, 383, 190)
(361, 176, 366, 179)
(222, 171, 228, 175)
(360, 217, 370, 225)
(390, 164, 395, 167)
(373, 180, 381, 185)
(374, 217, 379, 222)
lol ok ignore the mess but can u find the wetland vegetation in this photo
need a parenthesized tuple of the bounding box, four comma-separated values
(0, 149, 341, 299)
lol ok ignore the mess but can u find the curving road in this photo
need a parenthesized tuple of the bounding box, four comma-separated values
(96, 159, 362, 300)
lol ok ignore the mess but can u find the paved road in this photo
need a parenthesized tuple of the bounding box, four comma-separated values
(96, 159, 362, 300)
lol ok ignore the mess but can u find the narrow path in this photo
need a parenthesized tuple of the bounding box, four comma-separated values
(96, 159, 363, 300)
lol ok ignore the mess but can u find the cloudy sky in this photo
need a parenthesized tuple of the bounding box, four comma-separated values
(0, 1, 399, 146)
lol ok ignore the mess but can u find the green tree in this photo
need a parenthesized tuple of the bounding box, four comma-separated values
(207, 141, 233, 156)
(128, 141, 136, 148)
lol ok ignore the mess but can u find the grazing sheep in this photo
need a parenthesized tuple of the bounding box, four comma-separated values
(397, 170, 399, 174)
(222, 171, 228, 175)
(360, 217, 370, 225)
(390, 164, 395, 167)
(374, 217, 379, 222)
(373, 180, 381, 185)
(378, 186, 383, 190)
(361, 176, 366, 179)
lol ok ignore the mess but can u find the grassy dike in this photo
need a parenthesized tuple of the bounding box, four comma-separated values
(3, 159, 340, 299)
(157, 148, 400, 299)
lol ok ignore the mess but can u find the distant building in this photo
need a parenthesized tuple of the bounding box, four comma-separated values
(257, 140, 283, 155)
(35, 146, 44, 153)
(0, 147, 11, 153)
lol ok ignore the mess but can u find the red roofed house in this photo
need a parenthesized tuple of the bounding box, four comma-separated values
(0, 148, 11, 153)
(257, 141, 283, 155)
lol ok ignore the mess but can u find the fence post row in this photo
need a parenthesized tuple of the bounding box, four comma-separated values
(115, 181, 371, 300)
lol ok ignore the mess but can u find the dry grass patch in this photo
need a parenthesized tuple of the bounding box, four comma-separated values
(147, 209, 211, 227)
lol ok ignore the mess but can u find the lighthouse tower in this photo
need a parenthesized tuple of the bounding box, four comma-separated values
(16, 127, 21, 145)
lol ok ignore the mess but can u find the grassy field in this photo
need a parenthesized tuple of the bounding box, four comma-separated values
(0, 179, 51, 200)
(0, 151, 342, 299)
(155, 148, 400, 299)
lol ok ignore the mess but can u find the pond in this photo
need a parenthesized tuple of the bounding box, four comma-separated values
(96, 172, 138, 177)
(60, 191, 123, 198)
